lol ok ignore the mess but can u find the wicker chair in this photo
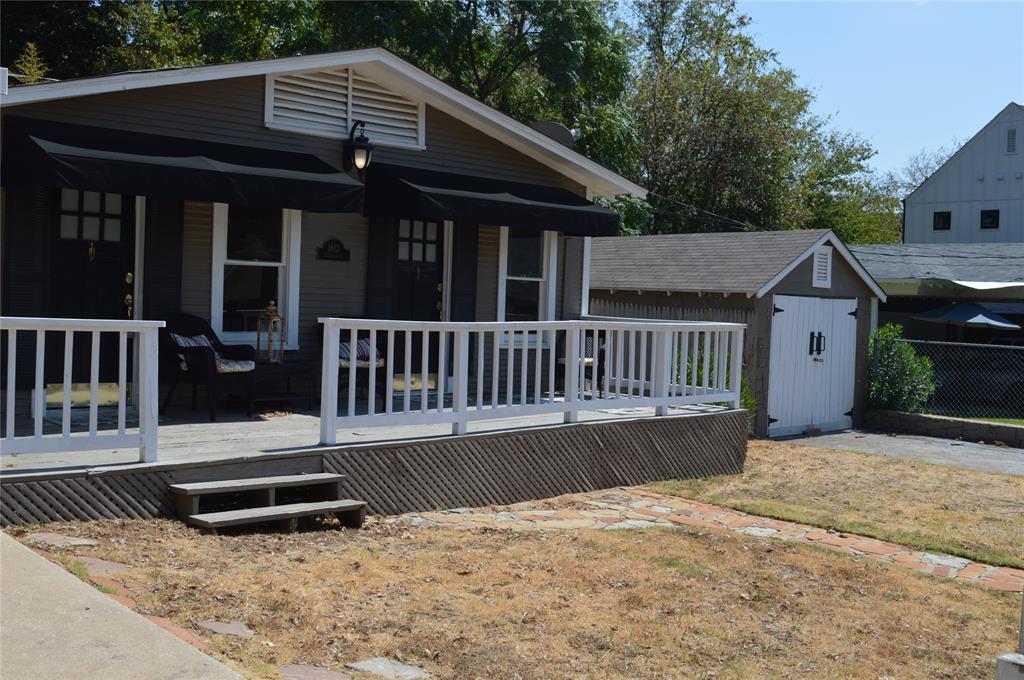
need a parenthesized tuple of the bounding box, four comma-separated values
(159, 313, 256, 422)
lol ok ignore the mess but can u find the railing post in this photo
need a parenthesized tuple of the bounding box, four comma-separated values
(319, 322, 340, 445)
(729, 328, 744, 409)
(653, 329, 672, 416)
(452, 329, 470, 435)
(138, 328, 159, 463)
(563, 327, 580, 423)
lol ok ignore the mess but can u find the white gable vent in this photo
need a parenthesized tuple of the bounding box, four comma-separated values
(266, 68, 424, 149)
(812, 246, 832, 288)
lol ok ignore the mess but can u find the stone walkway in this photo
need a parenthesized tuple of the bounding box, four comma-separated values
(393, 487, 1024, 593)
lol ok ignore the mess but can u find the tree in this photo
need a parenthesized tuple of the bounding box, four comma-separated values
(10, 42, 50, 84)
(882, 141, 961, 200)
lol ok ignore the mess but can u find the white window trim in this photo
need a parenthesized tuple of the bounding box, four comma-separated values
(497, 227, 558, 347)
(211, 204, 302, 350)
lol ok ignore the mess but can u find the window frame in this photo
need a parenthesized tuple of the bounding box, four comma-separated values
(980, 209, 1000, 230)
(932, 211, 952, 231)
(210, 203, 302, 350)
(496, 227, 558, 347)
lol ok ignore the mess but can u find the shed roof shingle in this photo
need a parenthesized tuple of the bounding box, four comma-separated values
(590, 230, 830, 295)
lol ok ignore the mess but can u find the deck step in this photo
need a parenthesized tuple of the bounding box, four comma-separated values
(169, 473, 344, 496)
(187, 499, 367, 529)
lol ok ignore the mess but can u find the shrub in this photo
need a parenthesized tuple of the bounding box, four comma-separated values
(868, 324, 935, 412)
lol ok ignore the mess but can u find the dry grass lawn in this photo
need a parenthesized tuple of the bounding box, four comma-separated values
(11, 517, 1021, 680)
(650, 440, 1024, 569)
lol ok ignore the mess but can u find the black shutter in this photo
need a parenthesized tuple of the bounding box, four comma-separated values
(449, 222, 478, 321)
(365, 216, 396, 319)
(2, 185, 54, 385)
(143, 198, 184, 319)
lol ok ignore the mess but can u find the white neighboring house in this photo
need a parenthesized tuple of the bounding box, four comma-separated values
(904, 102, 1023, 244)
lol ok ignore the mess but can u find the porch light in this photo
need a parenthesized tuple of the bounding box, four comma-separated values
(343, 120, 374, 171)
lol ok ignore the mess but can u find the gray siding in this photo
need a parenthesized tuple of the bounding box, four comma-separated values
(475, 226, 500, 322)
(561, 236, 584, 320)
(298, 211, 369, 353)
(180, 201, 212, 319)
(9, 76, 585, 194)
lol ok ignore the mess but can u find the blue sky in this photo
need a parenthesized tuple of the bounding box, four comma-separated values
(735, 1, 1024, 174)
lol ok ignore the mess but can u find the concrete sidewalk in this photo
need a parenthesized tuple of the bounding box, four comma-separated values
(0, 533, 241, 680)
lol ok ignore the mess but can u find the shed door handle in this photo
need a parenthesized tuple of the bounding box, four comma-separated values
(808, 332, 816, 355)
(815, 333, 825, 355)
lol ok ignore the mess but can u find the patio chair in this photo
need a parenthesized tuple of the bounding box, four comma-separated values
(318, 327, 387, 411)
(556, 330, 605, 397)
(158, 313, 256, 422)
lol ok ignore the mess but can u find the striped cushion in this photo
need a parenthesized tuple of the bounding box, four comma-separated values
(339, 338, 374, 361)
(171, 333, 213, 349)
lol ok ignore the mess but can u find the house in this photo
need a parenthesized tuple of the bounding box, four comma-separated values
(0, 49, 749, 526)
(849, 243, 1024, 343)
(903, 102, 1023, 244)
(588, 229, 886, 438)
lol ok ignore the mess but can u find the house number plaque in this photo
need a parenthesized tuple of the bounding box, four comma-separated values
(316, 238, 350, 262)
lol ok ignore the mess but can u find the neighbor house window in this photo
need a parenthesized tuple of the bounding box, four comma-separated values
(211, 204, 301, 348)
(980, 210, 1000, 229)
(932, 211, 951, 230)
(59, 188, 123, 241)
(497, 227, 557, 344)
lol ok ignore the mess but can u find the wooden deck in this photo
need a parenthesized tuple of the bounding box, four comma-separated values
(1, 402, 732, 475)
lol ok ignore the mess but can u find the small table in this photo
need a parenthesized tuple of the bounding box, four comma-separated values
(252, 361, 314, 411)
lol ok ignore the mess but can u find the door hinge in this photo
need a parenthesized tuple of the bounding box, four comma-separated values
(768, 417, 778, 424)
(773, 305, 784, 315)
(847, 309, 857, 318)
(844, 409, 853, 417)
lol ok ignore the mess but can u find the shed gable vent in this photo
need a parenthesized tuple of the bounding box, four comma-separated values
(1008, 127, 1017, 154)
(811, 246, 832, 288)
(266, 68, 424, 149)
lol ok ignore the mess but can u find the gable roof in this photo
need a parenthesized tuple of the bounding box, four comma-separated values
(904, 102, 1024, 201)
(849, 243, 1024, 287)
(0, 48, 644, 199)
(590, 229, 886, 300)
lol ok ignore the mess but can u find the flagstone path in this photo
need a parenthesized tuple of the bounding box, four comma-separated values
(392, 487, 1024, 593)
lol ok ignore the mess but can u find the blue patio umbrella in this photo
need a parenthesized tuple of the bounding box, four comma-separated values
(913, 302, 1021, 330)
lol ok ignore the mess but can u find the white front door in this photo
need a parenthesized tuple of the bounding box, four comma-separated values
(767, 295, 857, 437)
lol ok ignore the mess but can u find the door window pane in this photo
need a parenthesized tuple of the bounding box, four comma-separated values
(60, 214, 78, 239)
(398, 241, 410, 261)
(426, 222, 437, 240)
(508, 232, 542, 278)
(104, 218, 121, 242)
(412, 242, 423, 261)
(61, 188, 79, 211)
(83, 191, 101, 213)
(425, 243, 437, 263)
(223, 264, 279, 332)
(505, 279, 540, 322)
(227, 206, 282, 261)
(82, 216, 100, 240)
(105, 193, 122, 215)
(398, 219, 411, 238)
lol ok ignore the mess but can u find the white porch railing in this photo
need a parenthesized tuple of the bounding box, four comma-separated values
(319, 318, 745, 444)
(0, 317, 164, 462)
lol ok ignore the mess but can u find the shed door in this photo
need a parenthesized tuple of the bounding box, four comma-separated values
(768, 295, 856, 437)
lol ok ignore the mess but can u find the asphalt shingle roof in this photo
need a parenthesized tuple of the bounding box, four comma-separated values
(848, 243, 1024, 284)
(590, 229, 830, 295)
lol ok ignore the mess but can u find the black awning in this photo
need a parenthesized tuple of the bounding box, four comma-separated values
(1, 116, 363, 213)
(363, 164, 620, 236)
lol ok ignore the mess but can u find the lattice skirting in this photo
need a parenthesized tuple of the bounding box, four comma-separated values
(0, 411, 747, 526)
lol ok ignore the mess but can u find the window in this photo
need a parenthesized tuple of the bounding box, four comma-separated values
(497, 227, 557, 344)
(932, 211, 951, 230)
(211, 204, 301, 348)
(1008, 127, 1017, 154)
(59, 189, 122, 241)
(397, 219, 439, 263)
(980, 210, 1000, 230)
(811, 246, 832, 288)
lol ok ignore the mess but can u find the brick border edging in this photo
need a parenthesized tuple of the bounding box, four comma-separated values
(865, 409, 1024, 449)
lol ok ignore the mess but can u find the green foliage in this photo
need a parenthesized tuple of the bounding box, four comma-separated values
(11, 42, 50, 83)
(868, 324, 936, 413)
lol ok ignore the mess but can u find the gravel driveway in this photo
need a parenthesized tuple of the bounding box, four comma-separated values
(787, 430, 1024, 476)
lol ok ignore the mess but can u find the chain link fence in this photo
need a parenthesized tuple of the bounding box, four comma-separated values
(897, 340, 1024, 423)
